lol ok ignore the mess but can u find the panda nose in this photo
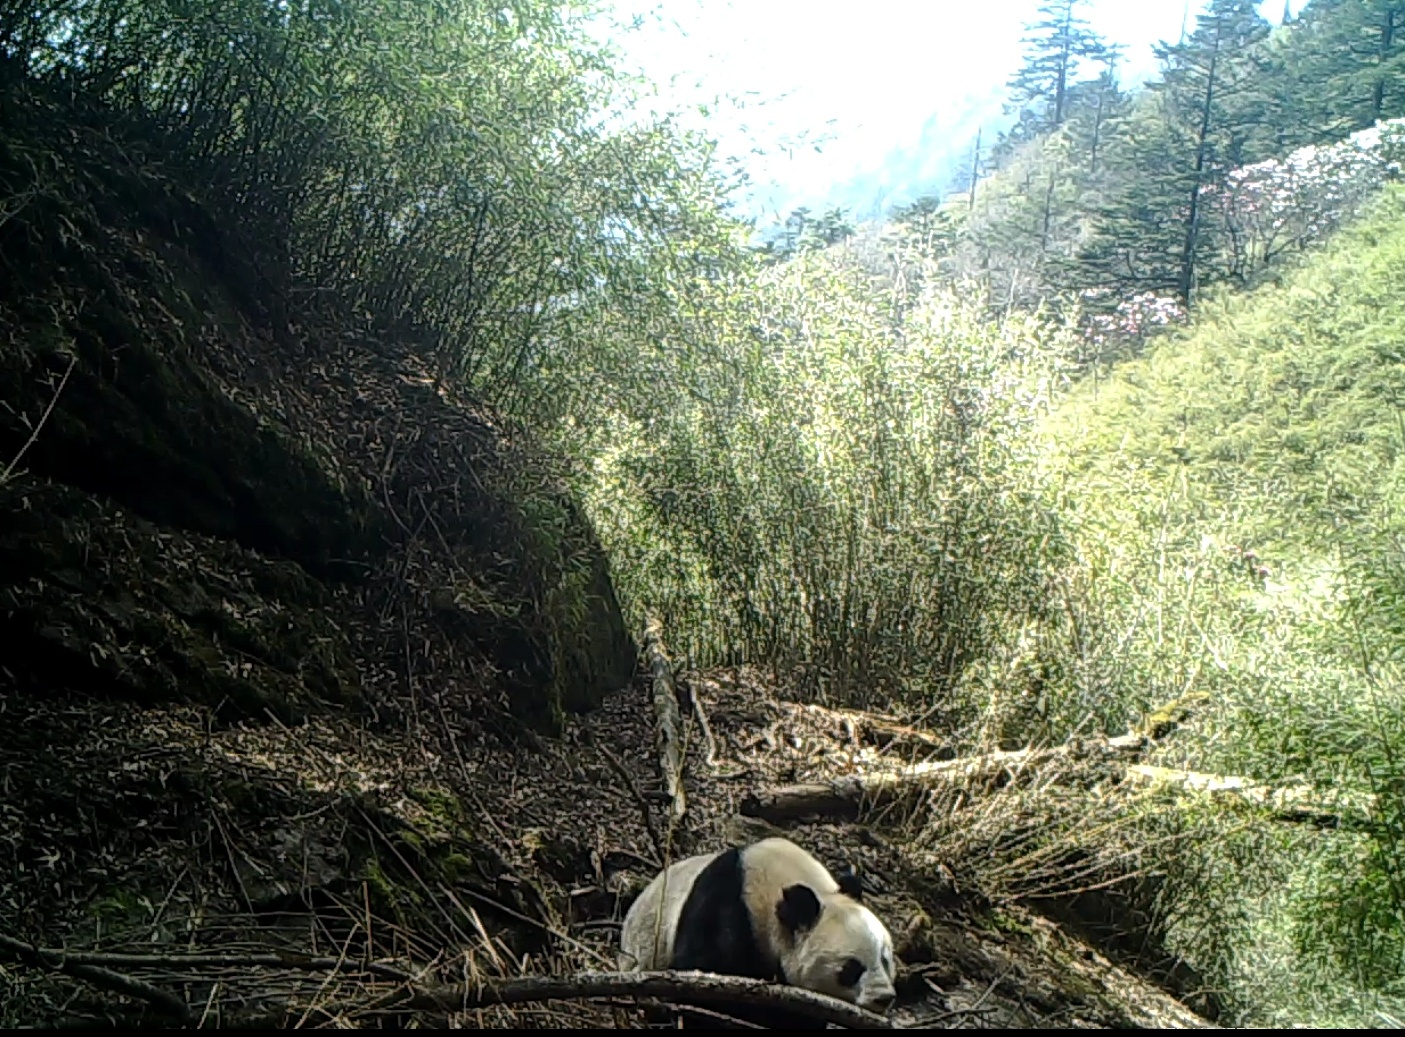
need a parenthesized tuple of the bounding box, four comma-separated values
(866, 992, 895, 1014)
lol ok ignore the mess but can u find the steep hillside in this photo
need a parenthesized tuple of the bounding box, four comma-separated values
(1055, 186, 1405, 564)
(1039, 186, 1405, 1023)
(0, 85, 636, 728)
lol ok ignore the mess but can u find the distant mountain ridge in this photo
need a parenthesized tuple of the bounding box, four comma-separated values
(748, 85, 1009, 228)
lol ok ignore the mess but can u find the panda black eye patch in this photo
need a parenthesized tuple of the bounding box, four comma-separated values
(838, 957, 866, 987)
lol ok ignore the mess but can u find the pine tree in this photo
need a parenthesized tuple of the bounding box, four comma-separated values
(1265, 0, 1405, 138)
(814, 207, 855, 247)
(1067, 46, 1126, 174)
(1367, 3, 1404, 122)
(1008, 0, 1109, 132)
(1165, 0, 1272, 303)
(1329, 0, 1405, 126)
(1076, 0, 1271, 308)
(891, 196, 959, 259)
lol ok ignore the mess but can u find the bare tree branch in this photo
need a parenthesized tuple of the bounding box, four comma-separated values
(389, 970, 896, 1029)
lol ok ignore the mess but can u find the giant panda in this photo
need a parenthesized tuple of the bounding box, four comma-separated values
(618, 837, 897, 1028)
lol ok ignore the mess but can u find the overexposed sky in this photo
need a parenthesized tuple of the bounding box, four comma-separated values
(602, 0, 1304, 217)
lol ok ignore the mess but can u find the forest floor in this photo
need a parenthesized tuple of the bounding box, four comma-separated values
(1, 658, 1218, 1028)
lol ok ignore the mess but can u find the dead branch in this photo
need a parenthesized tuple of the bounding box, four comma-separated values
(643, 615, 687, 827)
(0, 932, 193, 1023)
(2, 353, 76, 483)
(685, 677, 720, 769)
(389, 969, 896, 1029)
(743, 736, 1147, 823)
(0, 938, 413, 982)
(599, 742, 666, 863)
(1124, 764, 1382, 831)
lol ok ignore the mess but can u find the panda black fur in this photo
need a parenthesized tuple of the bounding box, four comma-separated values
(619, 837, 897, 1027)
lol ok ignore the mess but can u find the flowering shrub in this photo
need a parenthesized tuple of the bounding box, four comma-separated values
(1079, 289, 1187, 352)
(1207, 117, 1405, 281)
(1080, 119, 1405, 355)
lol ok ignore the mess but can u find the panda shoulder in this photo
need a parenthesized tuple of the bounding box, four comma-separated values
(740, 837, 838, 895)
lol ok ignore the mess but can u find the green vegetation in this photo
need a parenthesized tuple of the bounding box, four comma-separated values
(4, 0, 1405, 1027)
(582, 247, 1069, 707)
(0, 0, 743, 426)
(1035, 189, 1405, 1022)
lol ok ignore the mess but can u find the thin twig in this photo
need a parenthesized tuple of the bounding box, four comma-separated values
(2, 353, 77, 483)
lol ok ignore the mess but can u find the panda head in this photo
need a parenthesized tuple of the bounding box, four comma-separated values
(773, 870, 897, 1013)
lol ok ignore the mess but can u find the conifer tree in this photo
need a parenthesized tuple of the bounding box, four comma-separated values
(1323, 0, 1405, 127)
(1008, 0, 1109, 133)
(1077, 0, 1270, 308)
(1068, 46, 1126, 175)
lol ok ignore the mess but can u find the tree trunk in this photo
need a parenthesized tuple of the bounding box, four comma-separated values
(968, 126, 983, 211)
(1177, 19, 1222, 309)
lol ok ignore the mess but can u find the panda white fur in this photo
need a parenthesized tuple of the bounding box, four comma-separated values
(619, 837, 897, 1026)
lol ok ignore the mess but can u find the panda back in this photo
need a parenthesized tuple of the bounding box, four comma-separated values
(672, 842, 834, 1028)
(670, 846, 777, 980)
(625, 838, 863, 1030)
(619, 850, 717, 971)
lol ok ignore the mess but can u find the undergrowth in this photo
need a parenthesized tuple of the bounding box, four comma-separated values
(582, 247, 1072, 711)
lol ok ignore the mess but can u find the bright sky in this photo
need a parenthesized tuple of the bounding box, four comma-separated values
(603, 0, 1306, 220)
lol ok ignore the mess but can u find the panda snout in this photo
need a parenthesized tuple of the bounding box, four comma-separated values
(862, 990, 896, 1014)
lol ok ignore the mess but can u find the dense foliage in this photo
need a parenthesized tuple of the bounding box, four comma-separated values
(583, 248, 1071, 708)
(0, 0, 745, 424)
(1038, 187, 1405, 1024)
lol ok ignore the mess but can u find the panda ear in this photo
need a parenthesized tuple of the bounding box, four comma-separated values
(836, 869, 864, 901)
(777, 884, 823, 934)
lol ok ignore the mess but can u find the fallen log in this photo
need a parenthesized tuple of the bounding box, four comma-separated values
(1124, 764, 1381, 832)
(742, 736, 1149, 823)
(742, 729, 1381, 836)
(393, 970, 896, 1029)
(643, 616, 687, 827)
(739, 692, 1214, 823)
